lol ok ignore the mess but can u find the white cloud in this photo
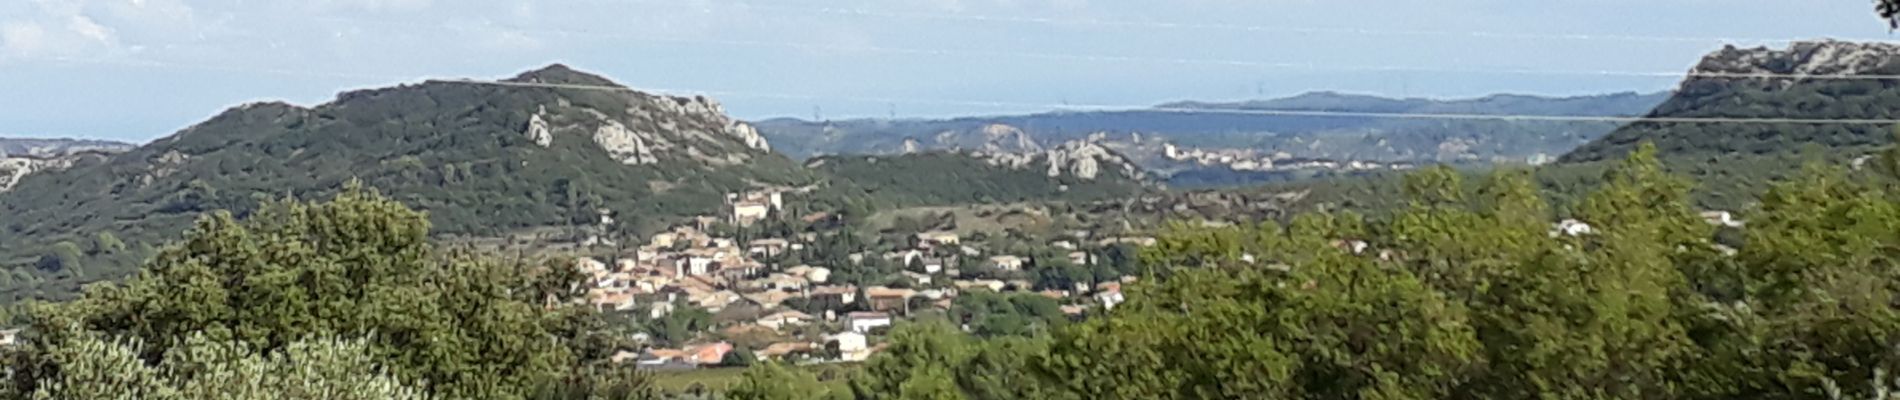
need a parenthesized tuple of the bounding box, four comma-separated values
(65, 15, 114, 43)
(0, 0, 199, 60)
(312, 0, 435, 12)
(0, 22, 50, 56)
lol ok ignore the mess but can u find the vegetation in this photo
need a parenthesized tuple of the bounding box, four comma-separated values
(1559, 41, 1900, 211)
(0, 184, 652, 399)
(707, 142, 1900, 399)
(0, 66, 814, 305)
(9, 136, 1900, 398)
(1882, 0, 1900, 28)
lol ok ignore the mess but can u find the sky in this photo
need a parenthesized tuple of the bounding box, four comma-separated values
(0, 0, 1894, 142)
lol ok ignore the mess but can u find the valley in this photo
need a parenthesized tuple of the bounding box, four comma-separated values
(6, 31, 1900, 399)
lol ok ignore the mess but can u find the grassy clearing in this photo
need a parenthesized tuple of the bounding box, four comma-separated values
(862, 204, 1056, 236)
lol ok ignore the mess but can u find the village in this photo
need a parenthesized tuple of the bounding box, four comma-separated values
(578, 190, 1151, 370)
(1160, 143, 1416, 172)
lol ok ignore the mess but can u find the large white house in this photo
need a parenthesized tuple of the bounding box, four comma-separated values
(846, 311, 893, 333)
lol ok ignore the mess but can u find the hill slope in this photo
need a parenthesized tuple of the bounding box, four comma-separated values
(0, 65, 812, 301)
(1560, 40, 1900, 207)
(756, 91, 1668, 164)
(0, 138, 134, 192)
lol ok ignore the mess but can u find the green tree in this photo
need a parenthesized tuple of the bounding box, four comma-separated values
(1881, 0, 1900, 28)
(528, 364, 659, 400)
(1458, 145, 1700, 399)
(722, 348, 759, 368)
(1719, 164, 1900, 399)
(895, 366, 962, 400)
(956, 337, 1072, 400)
(851, 322, 974, 400)
(728, 362, 834, 400)
(15, 332, 430, 400)
(1042, 220, 1479, 400)
(7, 184, 599, 399)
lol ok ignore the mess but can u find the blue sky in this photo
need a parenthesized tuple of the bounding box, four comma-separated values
(0, 0, 1894, 142)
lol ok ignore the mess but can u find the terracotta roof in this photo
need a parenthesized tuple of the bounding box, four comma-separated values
(762, 309, 814, 321)
(721, 324, 773, 336)
(811, 285, 858, 295)
(686, 342, 733, 364)
(865, 287, 916, 298)
(645, 348, 686, 360)
(758, 342, 814, 358)
(745, 291, 798, 307)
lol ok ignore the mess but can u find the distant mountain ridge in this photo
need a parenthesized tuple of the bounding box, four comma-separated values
(754, 90, 1669, 166)
(1160, 91, 1666, 116)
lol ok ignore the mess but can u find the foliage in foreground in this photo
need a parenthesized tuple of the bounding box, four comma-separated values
(2, 184, 653, 400)
(734, 143, 1900, 400)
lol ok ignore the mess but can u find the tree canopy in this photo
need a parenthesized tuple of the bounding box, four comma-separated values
(1, 184, 644, 400)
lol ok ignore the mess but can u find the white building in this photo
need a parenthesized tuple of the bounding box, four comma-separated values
(1701, 211, 1743, 228)
(989, 255, 1026, 271)
(1554, 219, 1594, 237)
(1096, 289, 1125, 310)
(829, 332, 871, 362)
(846, 312, 893, 334)
(901, 271, 933, 285)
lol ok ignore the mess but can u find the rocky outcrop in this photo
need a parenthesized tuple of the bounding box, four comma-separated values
(972, 137, 1144, 181)
(0, 138, 134, 158)
(1695, 40, 1900, 79)
(649, 95, 771, 152)
(594, 121, 657, 165)
(525, 107, 554, 147)
(726, 121, 771, 152)
(1, 154, 90, 192)
(0, 158, 34, 192)
(977, 124, 1042, 153)
(0, 138, 133, 192)
(1042, 140, 1142, 180)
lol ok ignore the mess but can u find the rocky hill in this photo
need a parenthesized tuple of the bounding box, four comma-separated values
(0, 138, 134, 158)
(0, 138, 135, 192)
(812, 139, 1150, 207)
(1565, 40, 1900, 163)
(0, 65, 812, 302)
(0, 138, 132, 192)
(1560, 40, 1900, 207)
(755, 91, 1668, 165)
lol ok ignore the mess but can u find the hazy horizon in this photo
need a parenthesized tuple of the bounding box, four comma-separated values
(2, 0, 1894, 142)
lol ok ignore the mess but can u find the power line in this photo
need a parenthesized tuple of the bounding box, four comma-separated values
(25, 55, 1900, 126)
(455, 79, 1900, 125)
(308, 16, 1900, 82)
(711, 2, 1900, 46)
